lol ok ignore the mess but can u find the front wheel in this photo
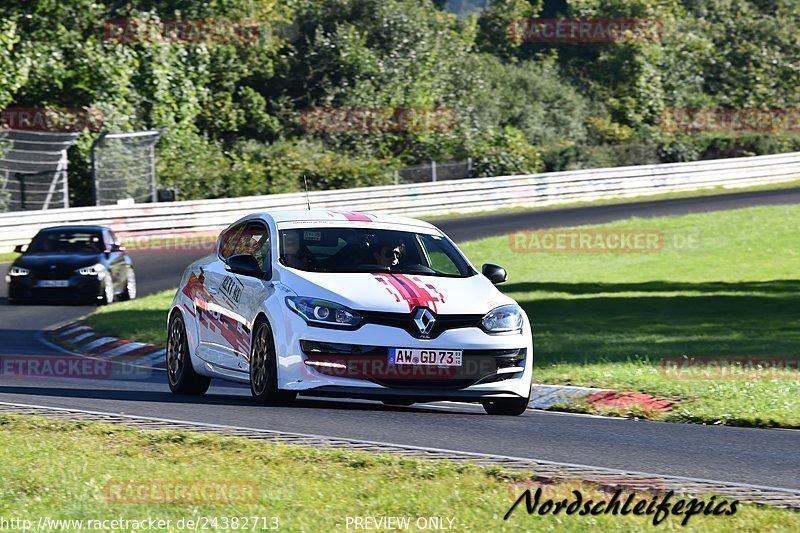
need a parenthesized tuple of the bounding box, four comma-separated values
(167, 313, 210, 395)
(250, 319, 296, 405)
(120, 266, 137, 301)
(482, 396, 530, 416)
(99, 276, 114, 305)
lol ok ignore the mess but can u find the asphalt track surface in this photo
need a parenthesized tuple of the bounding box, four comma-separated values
(1, 187, 799, 491)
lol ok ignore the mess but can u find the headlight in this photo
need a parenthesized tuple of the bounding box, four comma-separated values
(285, 297, 362, 328)
(77, 263, 106, 277)
(481, 304, 523, 333)
(8, 266, 30, 277)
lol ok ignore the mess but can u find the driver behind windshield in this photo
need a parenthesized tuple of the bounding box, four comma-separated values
(371, 237, 406, 268)
(281, 230, 314, 270)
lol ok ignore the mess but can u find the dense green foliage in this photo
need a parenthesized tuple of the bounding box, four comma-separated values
(1, 0, 797, 204)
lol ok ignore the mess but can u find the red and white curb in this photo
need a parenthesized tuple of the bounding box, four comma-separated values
(48, 321, 166, 369)
(530, 384, 674, 413)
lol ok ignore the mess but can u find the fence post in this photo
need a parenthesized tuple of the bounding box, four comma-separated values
(467, 157, 472, 177)
(90, 131, 108, 206)
(394, 170, 399, 185)
(431, 160, 437, 182)
(17, 174, 26, 210)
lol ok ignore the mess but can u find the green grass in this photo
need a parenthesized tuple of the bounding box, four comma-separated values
(84, 204, 800, 428)
(0, 414, 796, 532)
(458, 204, 800, 427)
(85, 289, 175, 346)
(0, 251, 19, 263)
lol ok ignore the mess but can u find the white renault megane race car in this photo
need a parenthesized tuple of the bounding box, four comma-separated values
(167, 210, 533, 415)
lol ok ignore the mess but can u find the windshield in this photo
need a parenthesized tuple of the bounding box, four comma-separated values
(278, 227, 474, 278)
(27, 230, 104, 254)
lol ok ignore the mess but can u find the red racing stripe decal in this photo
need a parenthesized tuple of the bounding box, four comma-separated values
(340, 211, 372, 222)
(373, 273, 443, 312)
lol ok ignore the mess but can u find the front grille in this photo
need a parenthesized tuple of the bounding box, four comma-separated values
(358, 310, 483, 339)
(301, 341, 526, 390)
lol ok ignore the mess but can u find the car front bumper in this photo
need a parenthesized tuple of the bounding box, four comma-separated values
(273, 311, 534, 401)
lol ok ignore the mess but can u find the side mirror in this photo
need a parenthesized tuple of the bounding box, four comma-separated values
(14, 244, 26, 254)
(110, 243, 125, 253)
(226, 254, 264, 278)
(481, 263, 507, 284)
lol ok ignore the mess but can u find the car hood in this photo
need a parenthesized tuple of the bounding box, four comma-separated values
(14, 253, 102, 270)
(280, 270, 515, 315)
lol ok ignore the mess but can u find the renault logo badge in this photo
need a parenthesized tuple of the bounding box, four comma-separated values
(413, 308, 436, 336)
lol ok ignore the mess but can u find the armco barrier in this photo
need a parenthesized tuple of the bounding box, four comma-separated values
(1, 151, 799, 252)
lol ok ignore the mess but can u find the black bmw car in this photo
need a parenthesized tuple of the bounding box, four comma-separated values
(5, 225, 136, 305)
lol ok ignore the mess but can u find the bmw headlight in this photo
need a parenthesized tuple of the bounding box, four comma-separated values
(8, 266, 30, 277)
(285, 297, 362, 328)
(77, 263, 106, 278)
(481, 304, 523, 334)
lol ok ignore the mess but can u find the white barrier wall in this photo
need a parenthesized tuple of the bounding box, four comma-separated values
(1, 151, 799, 252)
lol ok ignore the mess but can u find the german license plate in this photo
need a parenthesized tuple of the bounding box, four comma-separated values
(38, 280, 69, 288)
(389, 348, 462, 367)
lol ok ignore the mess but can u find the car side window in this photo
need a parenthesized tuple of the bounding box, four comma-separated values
(219, 223, 246, 260)
(235, 222, 270, 271)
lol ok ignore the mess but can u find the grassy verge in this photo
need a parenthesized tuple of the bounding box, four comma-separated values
(0, 414, 795, 531)
(0, 252, 19, 263)
(86, 289, 174, 346)
(459, 203, 800, 427)
(85, 204, 800, 428)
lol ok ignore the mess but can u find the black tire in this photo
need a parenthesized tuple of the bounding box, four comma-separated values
(120, 266, 137, 301)
(167, 312, 210, 395)
(250, 318, 296, 405)
(381, 400, 415, 406)
(482, 396, 530, 416)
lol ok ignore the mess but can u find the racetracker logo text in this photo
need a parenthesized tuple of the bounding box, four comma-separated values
(660, 356, 800, 380)
(1, 107, 103, 132)
(103, 480, 259, 504)
(300, 108, 457, 133)
(509, 230, 664, 253)
(508, 18, 663, 43)
(104, 19, 261, 44)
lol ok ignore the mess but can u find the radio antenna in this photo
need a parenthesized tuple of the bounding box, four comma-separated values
(303, 174, 311, 210)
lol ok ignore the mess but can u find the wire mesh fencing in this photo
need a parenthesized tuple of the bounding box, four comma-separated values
(91, 130, 165, 206)
(394, 159, 473, 184)
(0, 130, 79, 212)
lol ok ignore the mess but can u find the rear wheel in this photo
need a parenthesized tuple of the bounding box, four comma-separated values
(167, 313, 210, 395)
(482, 396, 530, 416)
(250, 318, 296, 405)
(120, 266, 137, 301)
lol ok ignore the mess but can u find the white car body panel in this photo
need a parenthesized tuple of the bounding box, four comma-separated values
(170, 210, 534, 403)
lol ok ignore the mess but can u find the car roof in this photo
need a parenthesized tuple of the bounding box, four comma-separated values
(37, 225, 108, 232)
(253, 210, 438, 231)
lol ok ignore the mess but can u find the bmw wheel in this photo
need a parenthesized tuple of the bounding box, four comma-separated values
(100, 276, 114, 305)
(120, 266, 137, 301)
(250, 318, 296, 405)
(167, 312, 210, 395)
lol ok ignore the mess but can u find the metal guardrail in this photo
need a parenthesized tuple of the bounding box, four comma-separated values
(1, 151, 799, 252)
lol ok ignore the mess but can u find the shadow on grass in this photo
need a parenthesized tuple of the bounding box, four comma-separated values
(503, 280, 800, 365)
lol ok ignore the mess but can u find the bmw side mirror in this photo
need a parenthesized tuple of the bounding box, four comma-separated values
(226, 254, 264, 278)
(13, 244, 26, 254)
(482, 263, 507, 284)
(110, 243, 124, 253)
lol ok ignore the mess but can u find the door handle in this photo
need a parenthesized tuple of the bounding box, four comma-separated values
(207, 287, 218, 295)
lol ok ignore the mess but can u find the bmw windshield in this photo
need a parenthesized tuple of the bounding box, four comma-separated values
(278, 227, 475, 278)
